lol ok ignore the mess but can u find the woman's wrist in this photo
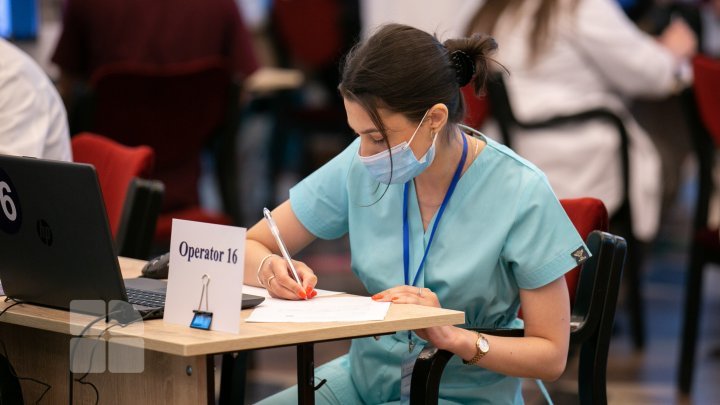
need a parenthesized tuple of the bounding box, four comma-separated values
(255, 253, 279, 287)
(443, 327, 481, 361)
(432, 326, 465, 352)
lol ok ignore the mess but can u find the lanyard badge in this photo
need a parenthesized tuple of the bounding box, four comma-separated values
(190, 274, 213, 330)
(399, 134, 468, 404)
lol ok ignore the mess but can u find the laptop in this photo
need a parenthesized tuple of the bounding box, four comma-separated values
(0, 154, 263, 322)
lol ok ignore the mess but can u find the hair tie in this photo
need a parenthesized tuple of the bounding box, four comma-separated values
(450, 50, 476, 87)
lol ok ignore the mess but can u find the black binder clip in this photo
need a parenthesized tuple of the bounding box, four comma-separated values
(190, 274, 213, 330)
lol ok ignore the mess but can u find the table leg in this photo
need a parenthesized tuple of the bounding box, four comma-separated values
(297, 343, 315, 405)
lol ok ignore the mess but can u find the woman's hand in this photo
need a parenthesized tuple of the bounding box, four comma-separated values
(260, 256, 318, 300)
(371, 285, 440, 307)
(659, 18, 697, 60)
(371, 286, 458, 349)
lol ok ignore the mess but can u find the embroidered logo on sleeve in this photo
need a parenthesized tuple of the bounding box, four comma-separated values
(571, 246, 589, 265)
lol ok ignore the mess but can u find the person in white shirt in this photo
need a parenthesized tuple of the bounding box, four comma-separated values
(466, 0, 697, 243)
(0, 38, 71, 161)
(360, 0, 479, 38)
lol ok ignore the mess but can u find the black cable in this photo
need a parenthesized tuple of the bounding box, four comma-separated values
(0, 299, 161, 404)
(71, 307, 164, 405)
(0, 299, 22, 318)
(74, 321, 126, 405)
(17, 376, 51, 404)
(0, 299, 52, 404)
(68, 311, 119, 405)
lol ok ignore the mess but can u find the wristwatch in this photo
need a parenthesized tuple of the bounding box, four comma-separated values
(463, 332, 490, 365)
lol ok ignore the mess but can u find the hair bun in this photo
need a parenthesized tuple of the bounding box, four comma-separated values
(450, 50, 476, 87)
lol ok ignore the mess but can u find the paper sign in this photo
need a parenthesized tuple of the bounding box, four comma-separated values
(164, 219, 246, 333)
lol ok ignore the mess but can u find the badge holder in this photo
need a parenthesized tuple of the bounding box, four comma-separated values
(400, 331, 422, 404)
(190, 274, 213, 330)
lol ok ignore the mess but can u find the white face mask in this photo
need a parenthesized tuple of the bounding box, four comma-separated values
(358, 110, 437, 184)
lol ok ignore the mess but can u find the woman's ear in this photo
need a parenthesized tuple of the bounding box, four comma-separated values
(428, 103, 449, 132)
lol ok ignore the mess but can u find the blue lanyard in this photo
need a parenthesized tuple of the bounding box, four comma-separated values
(402, 133, 468, 288)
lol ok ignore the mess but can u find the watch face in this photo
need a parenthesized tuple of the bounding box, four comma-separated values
(478, 336, 490, 353)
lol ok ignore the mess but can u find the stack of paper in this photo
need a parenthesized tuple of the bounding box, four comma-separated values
(245, 292, 391, 323)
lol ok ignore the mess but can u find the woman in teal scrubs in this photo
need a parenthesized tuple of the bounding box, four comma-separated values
(245, 23, 587, 404)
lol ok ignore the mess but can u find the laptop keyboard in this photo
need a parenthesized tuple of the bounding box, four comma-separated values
(126, 288, 166, 308)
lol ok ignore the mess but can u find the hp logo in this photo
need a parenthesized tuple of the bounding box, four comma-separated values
(37, 219, 53, 246)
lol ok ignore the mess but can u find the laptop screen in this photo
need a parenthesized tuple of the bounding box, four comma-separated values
(0, 155, 128, 311)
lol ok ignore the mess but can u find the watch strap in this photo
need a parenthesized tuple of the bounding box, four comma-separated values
(462, 332, 487, 365)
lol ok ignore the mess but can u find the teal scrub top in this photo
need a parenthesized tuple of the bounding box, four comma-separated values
(289, 134, 587, 404)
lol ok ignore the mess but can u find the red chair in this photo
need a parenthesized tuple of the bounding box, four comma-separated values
(410, 198, 627, 405)
(271, 0, 345, 72)
(560, 198, 611, 307)
(678, 54, 720, 394)
(71, 132, 163, 259)
(461, 84, 490, 130)
(87, 57, 237, 245)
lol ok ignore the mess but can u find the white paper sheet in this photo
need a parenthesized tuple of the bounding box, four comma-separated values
(245, 296, 391, 323)
(242, 285, 343, 299)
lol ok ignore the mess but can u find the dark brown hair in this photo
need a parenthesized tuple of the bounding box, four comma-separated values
(338, 23, 497, 142)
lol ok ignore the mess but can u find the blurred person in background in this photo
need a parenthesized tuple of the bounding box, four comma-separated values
(51, 0, 259, 124)
(466, 0, 696, 246)
(360, 0, 478, 38)
(467, 0, 696, 349)
(0, 37, 71, 161)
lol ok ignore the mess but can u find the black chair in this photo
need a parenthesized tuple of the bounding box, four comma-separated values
(410, 230, 627, 405)
(483, 72, 645, 350)
(115, 178, 165, 259)
(677, 55, 720, 394)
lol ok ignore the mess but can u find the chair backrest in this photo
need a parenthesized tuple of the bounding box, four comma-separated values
(461, 84, 491, 129)
(116, 178, 164, 259)
(572, 231, 626, 404)
(682, 56, 720, 233)
(557, 199, 620, 405)
(516, 198, 609, 318)
(270, 0, 344, 72)
(692, 55, 720, 147)
(677, 55, 720, 395)
(72, 132, 154, 235)
(89, 57, 232, 213)
(71, 132, 163, 259)
(485, 73, 632, 215)
(560, 198, 610, 307)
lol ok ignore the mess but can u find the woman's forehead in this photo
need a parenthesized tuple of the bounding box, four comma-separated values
(344, 99, 412, 132)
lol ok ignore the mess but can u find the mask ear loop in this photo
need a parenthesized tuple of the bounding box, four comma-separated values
(406, 109, 431, 147)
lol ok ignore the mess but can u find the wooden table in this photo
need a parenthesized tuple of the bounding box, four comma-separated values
(0, 257, 465, 404)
